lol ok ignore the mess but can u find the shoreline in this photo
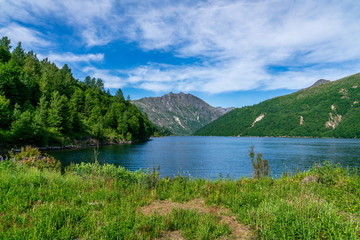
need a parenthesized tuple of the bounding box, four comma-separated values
(0, 138, 150, 155)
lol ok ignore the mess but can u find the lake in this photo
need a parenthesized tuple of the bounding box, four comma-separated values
(51, 136, 360, 179)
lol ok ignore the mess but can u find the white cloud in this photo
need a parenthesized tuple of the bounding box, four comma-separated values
(97, 0, 360, 92)
(0, 23, 51, 49)
(1, 0, 360, 93)
(44, 52, 104, 63)
(83, 67, 126, 88)
(0, 0, 119, 46)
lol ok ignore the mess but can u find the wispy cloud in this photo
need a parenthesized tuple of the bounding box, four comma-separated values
(44, 52, 104, 63)
(83, 67, 126, 88)
(116, 0, 360, 92)
(0, 23, 51, 49)
(1, 0, 360, 93)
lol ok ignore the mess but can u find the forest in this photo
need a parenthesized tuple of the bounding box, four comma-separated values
(0, 36, 154, 149)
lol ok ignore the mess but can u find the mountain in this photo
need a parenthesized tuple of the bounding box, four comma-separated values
(132, 92, 234, 135)
(194, 73, 360, 138)
(309, 79, 330, 88)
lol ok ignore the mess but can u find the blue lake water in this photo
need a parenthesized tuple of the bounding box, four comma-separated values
(51, 136, 360, 179)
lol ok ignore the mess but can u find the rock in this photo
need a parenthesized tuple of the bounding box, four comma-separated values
(132, 92, 234, 135)
(310, 79, 330, 88)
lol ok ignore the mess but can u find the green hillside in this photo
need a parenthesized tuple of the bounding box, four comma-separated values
(194, 73, 360, 138)
(0, 36, 154, 149)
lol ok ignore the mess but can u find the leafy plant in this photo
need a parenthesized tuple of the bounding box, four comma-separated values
(8, 145, 60, 170)
(142, 164, 161, 189)
(249, 145, 269, 178)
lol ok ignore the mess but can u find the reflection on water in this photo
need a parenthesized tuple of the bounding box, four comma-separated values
(51, 136, 360, 179)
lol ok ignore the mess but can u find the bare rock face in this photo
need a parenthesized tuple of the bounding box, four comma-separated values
(310, 79, 330, 88)
(300, 116, 304, 125)
(325, 113, 342, 129)
(132, 92, 234, 135)
(251, 113, 265, 127)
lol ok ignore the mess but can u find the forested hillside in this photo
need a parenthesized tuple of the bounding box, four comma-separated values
(0, 36, 154, 149)
(195, 73, 360, 138)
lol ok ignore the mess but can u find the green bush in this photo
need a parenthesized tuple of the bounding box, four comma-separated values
(8, 145, 60, 170)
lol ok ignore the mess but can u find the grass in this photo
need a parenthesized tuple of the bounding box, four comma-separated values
(0, 158, 360, 239)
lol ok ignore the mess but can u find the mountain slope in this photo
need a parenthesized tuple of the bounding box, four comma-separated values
(133, 92, 233, 135)
(194, 73, 360, 138)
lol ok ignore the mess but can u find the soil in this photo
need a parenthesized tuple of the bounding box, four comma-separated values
(140, 198, 253, 240)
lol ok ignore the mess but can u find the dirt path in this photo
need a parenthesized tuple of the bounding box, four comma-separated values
(140, 198, 252, 240)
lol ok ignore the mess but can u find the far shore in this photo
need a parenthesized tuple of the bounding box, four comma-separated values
(0, 138, 151, 155)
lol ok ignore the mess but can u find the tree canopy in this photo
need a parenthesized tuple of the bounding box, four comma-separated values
(0, 36, 154, 149)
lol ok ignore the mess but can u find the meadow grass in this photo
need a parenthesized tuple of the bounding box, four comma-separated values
(0, 159, 359, 239)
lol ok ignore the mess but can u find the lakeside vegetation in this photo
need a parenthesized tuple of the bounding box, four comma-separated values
(1, 147, 359, 239)
(0, 36, 155, 150)
(195, 73, 360, 138)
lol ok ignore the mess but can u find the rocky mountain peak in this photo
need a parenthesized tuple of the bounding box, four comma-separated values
(310, 79, 330, 87)
(133, 92, 234, 135)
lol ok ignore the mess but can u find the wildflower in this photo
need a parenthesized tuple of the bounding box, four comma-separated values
(0, 156, 3, 162)
(317, 163, 322, 168)
(12, 157, 15, 163)
(20, 161, 22, 167)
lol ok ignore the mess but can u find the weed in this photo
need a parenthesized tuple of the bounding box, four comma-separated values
(249, 145, 270, 178)
(8, 145, 60, 170)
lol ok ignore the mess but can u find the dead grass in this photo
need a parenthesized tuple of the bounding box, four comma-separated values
(140, 198, 252, 240)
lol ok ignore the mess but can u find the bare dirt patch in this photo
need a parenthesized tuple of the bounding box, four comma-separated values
(251, 114, 265, 128)
(140, 198, 252, 240)
(156, 230, 185, 240)
(325, 112, 342, 129)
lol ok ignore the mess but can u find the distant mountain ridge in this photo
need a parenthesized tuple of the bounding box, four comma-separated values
(133, 92, 234, 135)
(195, 73, 360, 138)
(309, 79, 330, 88)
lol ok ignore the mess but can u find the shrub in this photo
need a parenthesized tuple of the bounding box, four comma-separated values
(142, 165, 160, 189)
(249, 145, 269, 178)
(8, 145, 60, 170)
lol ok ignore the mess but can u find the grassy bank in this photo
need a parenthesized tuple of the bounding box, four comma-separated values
(1, 158, 360, 239)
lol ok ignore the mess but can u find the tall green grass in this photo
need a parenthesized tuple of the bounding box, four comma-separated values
(1, 159, 359, 239)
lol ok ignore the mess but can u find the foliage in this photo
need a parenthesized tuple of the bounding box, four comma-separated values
(0, 159, 359, 239)
(249, 145, 269, 178)
(0, 36, 154, 149)
(153, 125, 173, 137)
(6, 145, 60, 170)
(195, 73, 360, 138)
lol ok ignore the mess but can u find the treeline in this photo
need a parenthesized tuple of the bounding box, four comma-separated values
(195, 73, 360, 138)
(0, 36, 154, 148)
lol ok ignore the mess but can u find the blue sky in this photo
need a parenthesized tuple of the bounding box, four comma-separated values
(1, 0, 360, 107)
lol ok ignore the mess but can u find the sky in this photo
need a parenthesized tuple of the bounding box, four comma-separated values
(1, 0, 360, 108)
